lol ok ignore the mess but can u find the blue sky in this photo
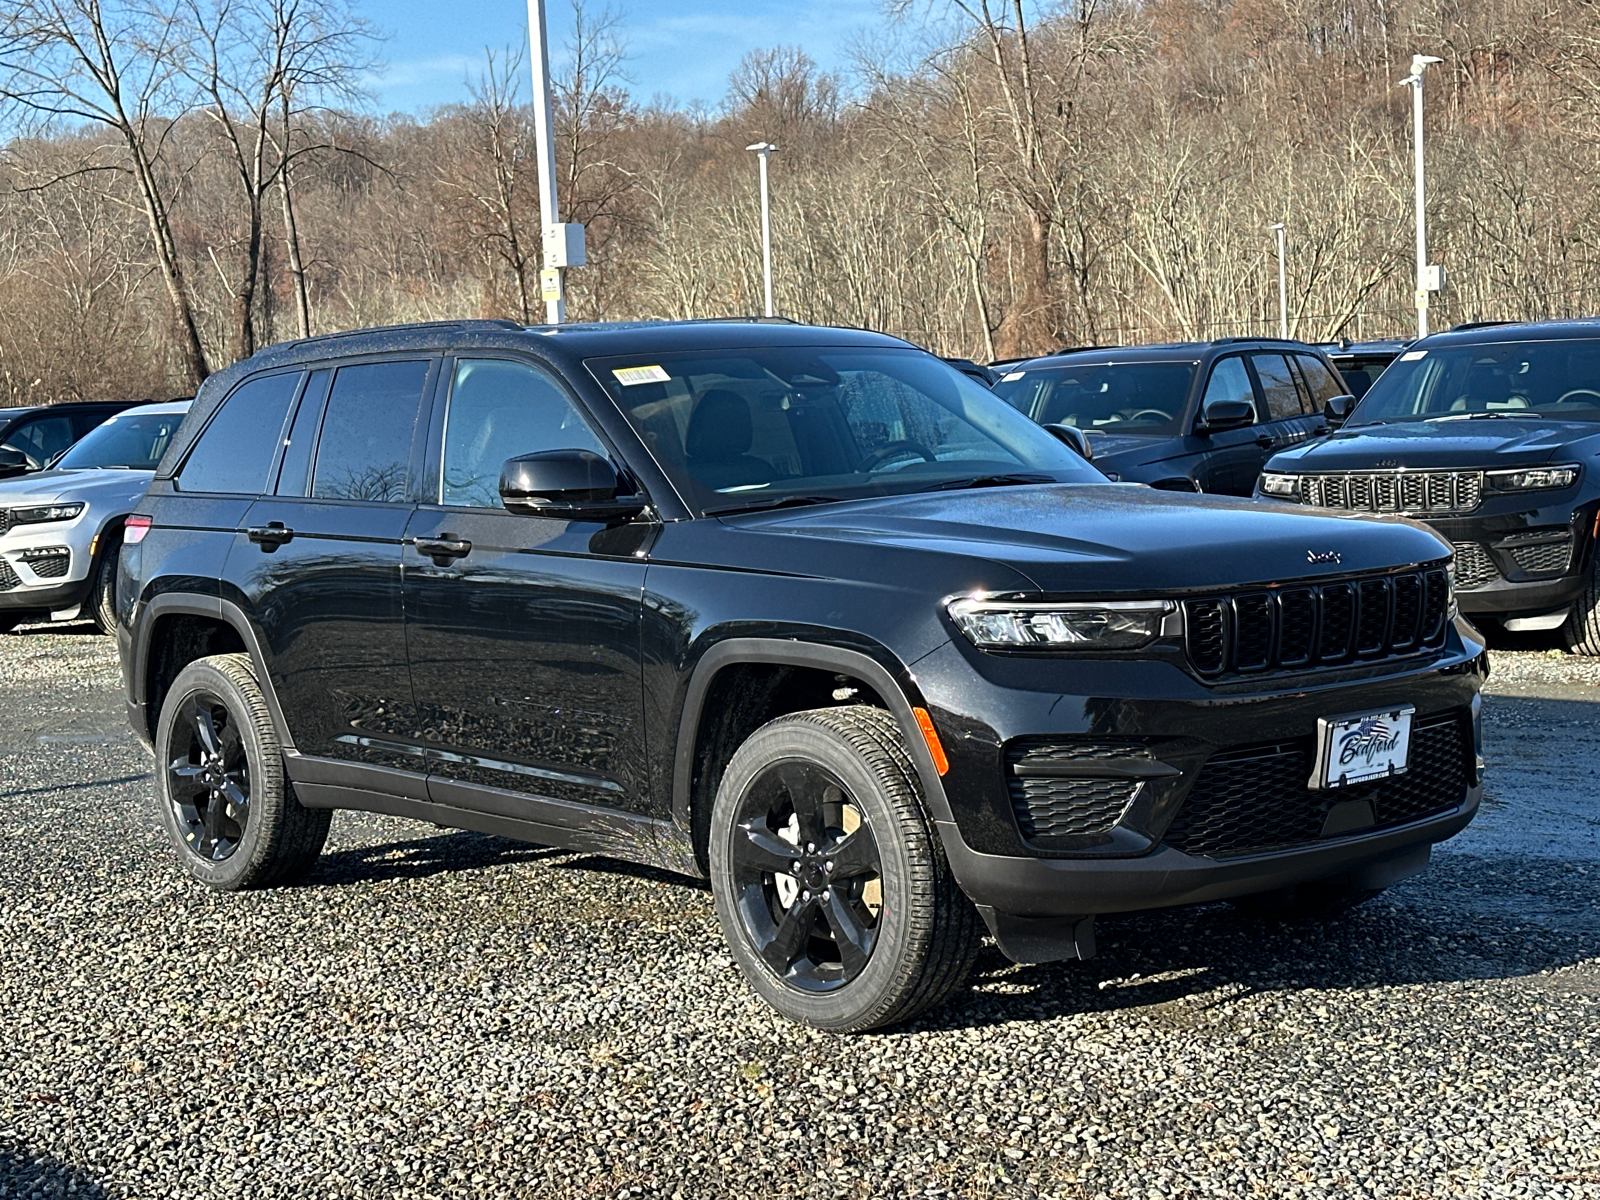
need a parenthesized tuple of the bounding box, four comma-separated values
(364, 0, 882, 115)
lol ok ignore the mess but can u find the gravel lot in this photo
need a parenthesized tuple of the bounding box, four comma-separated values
(2, 624, 1597, 1199)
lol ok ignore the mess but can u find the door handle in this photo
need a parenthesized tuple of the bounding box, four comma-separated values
(246, 522, 294, 551)
(1254, 434, 1275, 448)
(412, 535, 472, 566)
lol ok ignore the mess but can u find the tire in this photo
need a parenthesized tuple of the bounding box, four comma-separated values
(88, 534, 120, 635)
(1229, 879, 1384, 922)
(155, 653, 330, 890)
(1563, 555, 1600, 656)
(708, 706, 981, 1032)
(0, 613, 23, 634)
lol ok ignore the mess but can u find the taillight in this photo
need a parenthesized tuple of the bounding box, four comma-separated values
(124, 514, 153, 545)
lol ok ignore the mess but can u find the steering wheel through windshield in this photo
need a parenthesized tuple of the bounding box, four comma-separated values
(857, 440, 937, 472)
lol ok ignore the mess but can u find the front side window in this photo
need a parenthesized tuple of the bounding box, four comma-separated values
(56, 410, 185, 471)
(1351, 339, 1600, 424)
(992, 361, 1194, 435)
(591, 346, 1094, 510)
(1199, 356, 1255, 421)
(311, 360, 431, 503)
(3, 416, 74, 469)
(178, 371, 302, 494)
(442, 359, 606, 508)
(1251, 353, 1306, 420)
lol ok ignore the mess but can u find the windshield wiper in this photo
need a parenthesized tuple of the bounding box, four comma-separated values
(916, 473, 1056, 493)
(704, 494, 846, 516)
(1425, 411, 1542, 421)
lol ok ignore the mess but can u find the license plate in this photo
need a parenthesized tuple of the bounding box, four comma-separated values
(1310, 706, 1414, 789)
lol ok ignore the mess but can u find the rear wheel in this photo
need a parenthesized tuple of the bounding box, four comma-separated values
(89, 535, 120, 634)
(708, 706, 981, 1032)
(156, 653, 330, 890)
(1563, 555, 1600, 656)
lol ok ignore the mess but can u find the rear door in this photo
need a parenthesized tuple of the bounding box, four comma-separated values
(402, 355, 653, 816)
(226, 357, 435, 768)
(1244, 351, 1324, 475)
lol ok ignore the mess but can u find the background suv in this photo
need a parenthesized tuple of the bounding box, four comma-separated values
(1258, 320, 1600, 653)
(990, 338, 1354, 493)
(120, 319, 1483, 1031)
(0, 400, 143, 479)
(0, 401, 189, 633)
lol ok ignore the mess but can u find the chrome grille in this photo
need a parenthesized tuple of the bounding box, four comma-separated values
(1181, 567, 1450, 679)
(0, 510, 10, 535)
(1452, 542, 1500, 590)
(1301, 470, 1483, 515)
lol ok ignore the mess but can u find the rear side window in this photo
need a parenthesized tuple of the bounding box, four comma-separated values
(179, 372, 302, 493)
(1296, 354, 1347, 405)
(1251, 353, 1308, 420)
(311, 360, 430, 503)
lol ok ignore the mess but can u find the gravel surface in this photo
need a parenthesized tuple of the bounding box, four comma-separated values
(2, 624, 1598, 1199)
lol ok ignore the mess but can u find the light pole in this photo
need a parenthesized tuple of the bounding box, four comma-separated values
(1270, 222, 1288, 339)
(526, 0, 585, 324)
(1398, 53, 1443, 338)
(746, 142, 778, 317)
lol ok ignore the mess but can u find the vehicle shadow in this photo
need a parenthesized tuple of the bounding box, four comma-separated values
(0, 1148, 107, 1199)
(310, 829, 565, 886)
(7, 621, 103, 637)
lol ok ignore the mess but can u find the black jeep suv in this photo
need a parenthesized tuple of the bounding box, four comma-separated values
(119, 319, 1485, 1031)
(989, 338, 1354, 494)
(1258, 320, 1600, 652)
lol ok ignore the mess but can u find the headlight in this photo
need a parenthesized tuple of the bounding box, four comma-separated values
(10, 502, 85, 525)
(947, 597, 1174, 650)
(1259, 473, 1301, 498)
(1484, 465, 1580, 493)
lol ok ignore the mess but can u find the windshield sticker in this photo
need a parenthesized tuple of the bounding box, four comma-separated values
(1000, 371, 1026, 382)
(612, 364, 671, 386)
(1399, 349, 1427, 361)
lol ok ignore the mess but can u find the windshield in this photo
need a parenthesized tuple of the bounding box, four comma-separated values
(1350, 340, 1600, 424)
(587, 346, 1099, 512)
(991, 361, 1195, 436)
(55, 410, 185, 471)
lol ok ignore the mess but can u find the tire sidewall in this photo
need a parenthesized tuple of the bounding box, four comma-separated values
(155, 658, 283, 890)
(709, 717, 929, 1030)
(91, 535, 120, 633)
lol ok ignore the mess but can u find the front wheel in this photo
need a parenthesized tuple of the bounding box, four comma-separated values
(88, 535, 120, 634)
(155, 653, 330, 890)
(1563, 555, 1600, 656)
(708, 706, 980, 1032)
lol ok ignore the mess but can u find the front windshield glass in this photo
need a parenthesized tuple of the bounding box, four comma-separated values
(1350, 340, 1600, 424)
(991, 361, 1195, 435)
(55, 410, 186, 471)
(587, 347, 1099, 512)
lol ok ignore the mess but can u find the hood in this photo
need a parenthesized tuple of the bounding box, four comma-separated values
(1080, 431, 1178, 466)
(725, 484, 1450, 595)
(0, 467, 154, 510)
(1269, 417, 1600, 472)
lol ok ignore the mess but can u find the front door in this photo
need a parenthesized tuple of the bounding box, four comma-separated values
(1192, 354, 1268, 494)
(227, 358, 435, 767)
(402, 356, 653, 816)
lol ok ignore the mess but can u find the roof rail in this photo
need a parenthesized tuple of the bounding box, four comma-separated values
(279, 318, 524, 351)
(1449, 320, 1521, 332)
(1211, 335, 1305, 346)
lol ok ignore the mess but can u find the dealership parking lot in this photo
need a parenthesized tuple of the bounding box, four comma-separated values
(1, 628, 1597, 1200)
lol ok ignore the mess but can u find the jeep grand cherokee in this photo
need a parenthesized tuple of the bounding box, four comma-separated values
(118, 319, 1486, 1032)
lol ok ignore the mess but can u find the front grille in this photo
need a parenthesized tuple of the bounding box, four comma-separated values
(1182, 568, 1449, 679)
(1163, 709, 1471, 858)
(1452, 542, 1500, 589)
(0, 558, 18, 592)
(0, 509, 10, 535)
(1005, 740, 1148, 842)
(1301, 470, 1482, 515)
(1502, 533, 1573, 576)
(25, 551, 69, 579)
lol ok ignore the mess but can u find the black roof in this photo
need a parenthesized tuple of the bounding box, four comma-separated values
(1008, 336, 1322, 371)
(1420, 317, 1600, 346)
(0, 398, 143, 417)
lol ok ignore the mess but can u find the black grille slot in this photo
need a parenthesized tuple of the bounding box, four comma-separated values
(1355, 578, 1390, 655)
(1318, 582, 1355, 661)
(1452, 542, 1499, 589)
(1182, 568, 1449, 680)
(1506, 537, 1572, 575)
(1005, 740, 1149, 843)
(0, 558, 18, 592)
(1185, 599, 1227, 676)
(26, 552, 69, 579)
(1232, 593, 1273, 671)
(1277, 588, 1315, 666)
(0, 510, 10, 535)
(1163, 710, 1471, 858)
(1391, 573, 1421, 650)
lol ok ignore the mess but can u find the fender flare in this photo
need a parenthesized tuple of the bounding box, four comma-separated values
(669, 637, 955, 831)
(132, 593, 296, 750)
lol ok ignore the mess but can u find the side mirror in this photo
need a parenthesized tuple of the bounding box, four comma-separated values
(1044, 423, 1093, 460)
(0, 448, 29, 478)
(1197, 398, 1255, 434)
(1323, 394, 1357, 424)
(499, 450, 646, 521)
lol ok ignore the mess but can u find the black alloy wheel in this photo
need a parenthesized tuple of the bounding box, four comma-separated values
(709, 706, 981, 1032)
(165, 691, 252, 862)
(728, 759, 885, 991)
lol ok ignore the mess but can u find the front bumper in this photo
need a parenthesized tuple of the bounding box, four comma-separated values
(0, 514, 97, 615)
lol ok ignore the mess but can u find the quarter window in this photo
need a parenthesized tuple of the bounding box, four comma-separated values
(442, 359, 606, 508)
(179, 372, 302, 494)
(311, 361, 431, 503)
(1200, 357, 1255, 420)
(1251, 353, 1306, 420)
